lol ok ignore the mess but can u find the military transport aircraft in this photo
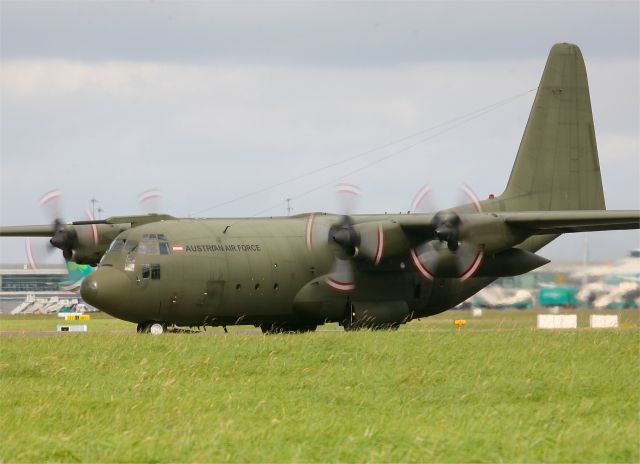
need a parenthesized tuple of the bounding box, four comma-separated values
(1, 43, 639, 334)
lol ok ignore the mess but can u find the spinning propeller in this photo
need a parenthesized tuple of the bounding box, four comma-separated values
(138, 189, 163, 215)
(305, 184, 384, 293)
(25, 189, 162, 269)
(26, 190, 99, 268)
(409, 184, 484, 281)
(305, 182, 486, 291)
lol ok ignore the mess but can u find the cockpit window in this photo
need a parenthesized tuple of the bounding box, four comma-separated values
(138, 240, 160, 255)
(109, 239, 125, 252)
(129, 234, 170, 255)
(159, 242, 170, 255)
(124, 240, 138, 253)
(142, 233, 167, 240)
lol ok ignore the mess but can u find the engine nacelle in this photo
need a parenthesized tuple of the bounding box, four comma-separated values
(476, 248, 549, 278)
(68, 223, 130, 265)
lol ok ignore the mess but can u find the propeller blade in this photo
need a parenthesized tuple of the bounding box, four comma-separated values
(39, 189, 63, 223)
(458, 183, 483, 213)
(25, 237, 59, 270)
(335, 183, 361, 216)
(75, 210, 100, 247)
(37, 190, 78, 259)
(356, 223, 384, 265)
(410, 241, 441, 281)
(326, 257, 355, 293)
(138, 189, 162, 214)
(410, 184, 436, 214)
(305, 213, 331, 252)
(25, 238, 38, 270)
(456, 241, 484, 281)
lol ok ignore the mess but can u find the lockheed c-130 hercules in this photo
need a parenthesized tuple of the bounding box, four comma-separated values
(2, 43, 639, 334)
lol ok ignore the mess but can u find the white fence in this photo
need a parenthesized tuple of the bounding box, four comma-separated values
(537, 314, 578, 329)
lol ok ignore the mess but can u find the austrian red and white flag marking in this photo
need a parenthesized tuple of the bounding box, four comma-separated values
(172, 245, 184, 252)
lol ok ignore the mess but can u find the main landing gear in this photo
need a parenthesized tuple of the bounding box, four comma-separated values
(341, 301, 402, 331)
(137, 321, 166, 334)
(259, 323, 317, 334)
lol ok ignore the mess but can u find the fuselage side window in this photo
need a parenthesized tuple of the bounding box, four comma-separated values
(142, 264, 150, 279)
(151, 264, 161, 280)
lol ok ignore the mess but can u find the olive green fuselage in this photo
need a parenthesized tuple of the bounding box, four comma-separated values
(82, 214, 515, 328)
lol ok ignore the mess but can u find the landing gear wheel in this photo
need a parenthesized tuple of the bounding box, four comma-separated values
(137, 321, 166, 334)
(149, 323, 165, 335)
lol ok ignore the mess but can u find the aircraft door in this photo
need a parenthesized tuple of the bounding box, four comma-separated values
(182, 256, 226, 321)
(160, 255, 226, 324)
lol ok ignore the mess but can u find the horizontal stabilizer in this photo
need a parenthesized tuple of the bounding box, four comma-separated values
(500, 210, 640, 234)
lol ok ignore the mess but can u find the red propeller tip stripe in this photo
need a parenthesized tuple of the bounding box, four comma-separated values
(39, 189, 62, 207)
(326, 277, 355, 293)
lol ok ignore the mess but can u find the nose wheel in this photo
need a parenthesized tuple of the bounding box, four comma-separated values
(137, 321, 167, 334)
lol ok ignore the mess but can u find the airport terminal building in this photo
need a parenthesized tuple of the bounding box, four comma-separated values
(1, 264, 69, 292)
(0, 265, 76, 313)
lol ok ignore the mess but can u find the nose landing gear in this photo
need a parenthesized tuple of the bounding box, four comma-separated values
(136, 321, 167, 334)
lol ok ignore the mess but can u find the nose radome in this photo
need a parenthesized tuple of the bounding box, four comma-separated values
(80, 273, 99, 304)
(80, 267, 130, 311)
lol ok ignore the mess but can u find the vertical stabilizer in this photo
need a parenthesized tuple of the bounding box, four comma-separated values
(500, 43, 605, 211)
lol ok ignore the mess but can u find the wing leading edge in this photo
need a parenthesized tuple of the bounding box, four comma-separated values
(0, 225, 55, 237)
(394, 209, 639, 247)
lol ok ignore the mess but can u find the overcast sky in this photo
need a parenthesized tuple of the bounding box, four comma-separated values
(1, 0, 638, 265)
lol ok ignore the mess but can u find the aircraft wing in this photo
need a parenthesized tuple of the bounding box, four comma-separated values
(0, 214, 176, 237)
(497, 210, 640, 234)
(0, 225, 55, 237)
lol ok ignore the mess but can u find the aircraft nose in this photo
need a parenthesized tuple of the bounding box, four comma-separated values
(81, 267, 130, 311)
(81, 273, 99, 303)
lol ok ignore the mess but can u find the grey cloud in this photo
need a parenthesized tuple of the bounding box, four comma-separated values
(1, 1, 638, 65)
(0, 2, 638, 264)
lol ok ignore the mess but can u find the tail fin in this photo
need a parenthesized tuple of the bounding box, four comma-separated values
(500, 43, 605, 211)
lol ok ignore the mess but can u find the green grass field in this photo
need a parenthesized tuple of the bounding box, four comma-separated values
(1, 310, 638, 463)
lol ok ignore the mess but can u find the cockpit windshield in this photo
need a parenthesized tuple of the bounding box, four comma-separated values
(123, 240, 138, 253)
(138, 240, 159, 255)
(138, 234, 170, 255)
(108, 239, 125, 252)
(107, 235, 170, 256)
